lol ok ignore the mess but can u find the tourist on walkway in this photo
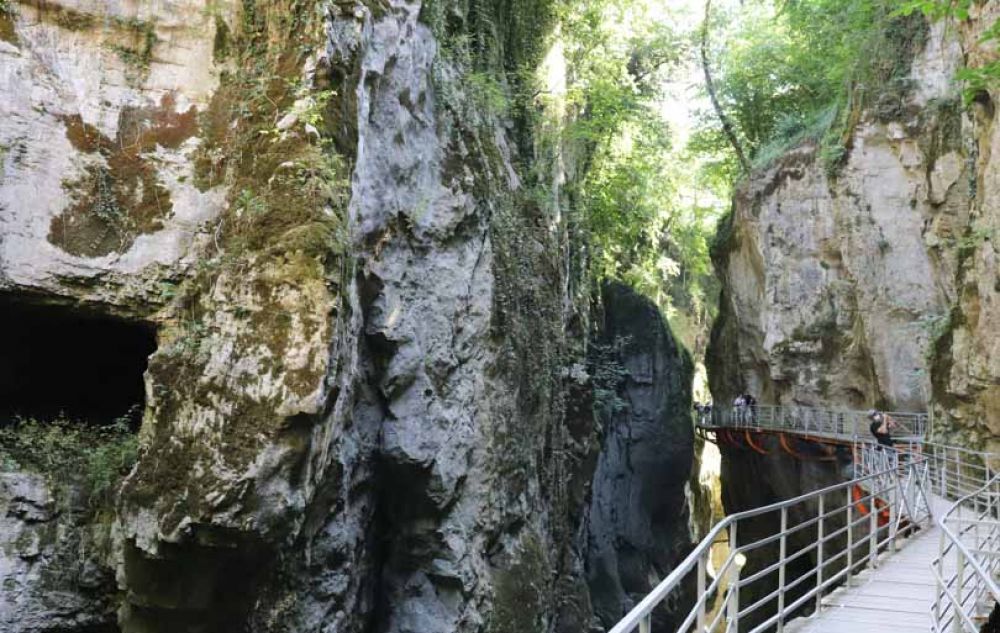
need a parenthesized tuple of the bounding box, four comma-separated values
(868, 409, 897, 448)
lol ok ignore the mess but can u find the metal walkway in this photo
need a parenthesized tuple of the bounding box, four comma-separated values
(784, 495, 953, 633)
(608, 405, 999, 633)
(697, 404, 929, 444)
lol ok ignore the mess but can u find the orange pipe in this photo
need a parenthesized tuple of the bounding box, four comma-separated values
(745, 430, 768, 455)
(779, 432, 838, 461)
(851, 484, 891, 526)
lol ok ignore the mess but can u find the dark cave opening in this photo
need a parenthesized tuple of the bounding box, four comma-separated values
(0, 296, 157, 426)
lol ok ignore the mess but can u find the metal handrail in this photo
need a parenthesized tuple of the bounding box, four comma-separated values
(932, 456, 1000, 633)
(925, 443, 995, 502)
(608, 445, 932, 633)
(700, 404, 929, 440)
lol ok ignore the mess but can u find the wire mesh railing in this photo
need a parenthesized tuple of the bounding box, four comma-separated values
(700, 404, 929, 441)
(607, 444, 933, 633)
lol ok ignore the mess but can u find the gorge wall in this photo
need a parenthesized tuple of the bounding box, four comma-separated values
(709, 7, 1000, 455)
(706, 8, 1000, 629)
(0, 1, 695, 631)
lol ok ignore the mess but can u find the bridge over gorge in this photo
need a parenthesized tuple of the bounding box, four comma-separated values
(608, 405, 999, 633)
(699, 404, 930, 444)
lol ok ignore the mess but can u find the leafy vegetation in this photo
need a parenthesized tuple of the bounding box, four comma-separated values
(0, 413, 139, 505)
(692, 0, 929, 178)
(560, 0, 722, 358)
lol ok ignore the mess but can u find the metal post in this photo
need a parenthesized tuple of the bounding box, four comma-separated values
(817, 494, 825, 613)
(639, 614, 651, 633)
(953, 549, 965, 633)
(778, 507, 787, 631)
(938, 445, 946, 497)
(846, 487, 854, 586)
(888, 477, 898, 554)
(955, 451, 962, 497)
(934, 526, 946, 626)
(697, 554, 707, 631)
(973, 491, 983, 608)
(727, 523, 740, 633)
(869, 488, 878, 569)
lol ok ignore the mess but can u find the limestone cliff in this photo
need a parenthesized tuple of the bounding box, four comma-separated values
(0, 1, 695, 631)
(708, 12, 989, 433)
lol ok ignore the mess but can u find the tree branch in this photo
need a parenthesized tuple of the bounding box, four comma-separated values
(701, 0, 751, 176)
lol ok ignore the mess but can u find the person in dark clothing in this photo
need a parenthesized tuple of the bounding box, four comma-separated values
(743, 393, 758, 425)
(868, 410, 897, 447)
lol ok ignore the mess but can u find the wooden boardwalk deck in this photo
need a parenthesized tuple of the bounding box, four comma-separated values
(784, 496, 951, 633)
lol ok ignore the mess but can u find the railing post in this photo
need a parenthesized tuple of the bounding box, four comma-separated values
(957, 451, 963, 497)
(727, 523, 740, 633)
(953, 549, 965, 633)
(846, 486, 854, 586)
(697, 553, 707, 631)
(778, 507, 787, 631)
(639, 614, 651, 633)
(869, 487, 878, 569)
(888, 476, 898, 554)
(934, 526, 946, 626)
(939, 445, 946, 497)
(973, 490, 983, 609)
(816, 494, 825, 613)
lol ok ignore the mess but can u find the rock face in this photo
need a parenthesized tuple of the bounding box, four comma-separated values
(586, 282, 694, 629)
(0, 1, 696, 631)
(709, 7, 1000, 455)
(0, 0, 229, 312)
(708, 10, 1000, 627)
(708, 16, 970, 417)
(935, 3, 1000, 454)
(0, 473, 118, 632)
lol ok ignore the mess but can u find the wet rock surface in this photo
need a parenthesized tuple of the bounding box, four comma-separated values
(586, 282, 695, 629)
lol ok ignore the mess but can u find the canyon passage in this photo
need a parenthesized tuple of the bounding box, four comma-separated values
(0, 1, 998, 632)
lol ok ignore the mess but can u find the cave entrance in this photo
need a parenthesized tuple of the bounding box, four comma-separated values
(0, 296, 157, 426)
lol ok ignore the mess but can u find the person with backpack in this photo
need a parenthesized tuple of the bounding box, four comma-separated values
(868, 409, 897, 448)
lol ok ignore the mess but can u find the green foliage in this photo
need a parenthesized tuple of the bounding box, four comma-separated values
(0, 413, 139, 505)
(695, 0, 929, 175)
(467, 71, 510, 116)
(109, 16, 159, 70)
(750, 103, 839, 171)
(918, 312, 953, 360)
(897, 0, 972, 20)
(559, 0, 722, 358)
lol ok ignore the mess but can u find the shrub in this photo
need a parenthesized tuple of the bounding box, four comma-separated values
(0, 411, 139, 505)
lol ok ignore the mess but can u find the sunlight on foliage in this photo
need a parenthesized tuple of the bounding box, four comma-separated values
(692, 0, 929, 176)
(560, 0, 723, 357)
